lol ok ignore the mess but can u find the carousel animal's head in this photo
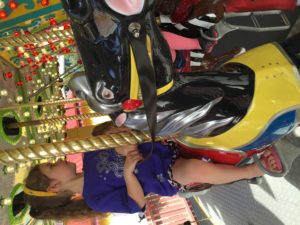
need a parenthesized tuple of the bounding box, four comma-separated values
(62, 0, 174, 119)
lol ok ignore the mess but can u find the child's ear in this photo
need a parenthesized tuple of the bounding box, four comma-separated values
(47, 180, 61, 193)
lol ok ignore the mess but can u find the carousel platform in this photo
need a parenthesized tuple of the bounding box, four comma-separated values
(194, 13, 300, 225)
(195, 156, 300, 225)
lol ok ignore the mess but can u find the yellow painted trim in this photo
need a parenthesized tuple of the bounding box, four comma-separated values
(157, 79, 174, 95)
(129, 46, 140, 100)
(181, 43, 300, 150)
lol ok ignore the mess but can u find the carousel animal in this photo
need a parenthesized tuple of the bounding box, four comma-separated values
(62, 0, 300, 178)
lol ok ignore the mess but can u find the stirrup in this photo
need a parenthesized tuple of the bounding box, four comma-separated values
(201, 10, 290, 41)
(253, 132, 300, 177)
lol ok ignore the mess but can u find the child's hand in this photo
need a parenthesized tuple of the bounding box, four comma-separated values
(115, 144, 138, 156)
(124, 148, 143, 175)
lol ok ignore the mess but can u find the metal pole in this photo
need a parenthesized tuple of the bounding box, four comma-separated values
(0, 131, 166, 164)
(6, 113, 104, 129)
(0, 98, 84, 110)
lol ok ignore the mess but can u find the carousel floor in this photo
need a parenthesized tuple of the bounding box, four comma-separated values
(196, 155, 300, 225)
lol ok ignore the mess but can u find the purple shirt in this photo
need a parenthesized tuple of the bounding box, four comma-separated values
(82, 142, 178, 213)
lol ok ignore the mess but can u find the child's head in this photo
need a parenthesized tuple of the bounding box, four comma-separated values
(23, 160, 105, 220)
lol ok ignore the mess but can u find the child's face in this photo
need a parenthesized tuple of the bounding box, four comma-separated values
(39, 159, 77, 184)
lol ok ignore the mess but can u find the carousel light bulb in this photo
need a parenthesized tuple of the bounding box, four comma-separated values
(0, 89, 8, 96)
(52, 139, 57, 143)
(18, 162, 26, 168)
(23, 111, 30, 117)
(43, 134, 49, 139)
(3, 165, 15, 174)
(37, 79, 42, 84)
(23, 52, 30, 58)
(18, 47, 25, 52)
(5, 47, 12, 51)
(40, 83, 45, 87)
(59, 42, 65, 47)
(41, 68, 45, 72)
(0, 1, 5, 9)
(17, 154, 24, 160)
(15, 96, 23, 102)
(33, 105, 38, 109)
(0, 197, 12, 207)
(27, 153, 36, 158)
(50, 149, 59, 154)
(39, 150, 48, 156)
(41, 48, 48, 54)
(29, 139, 36, 145)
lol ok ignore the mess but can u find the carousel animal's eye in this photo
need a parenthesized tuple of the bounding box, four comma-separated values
(101, 87, 114, 99)
(104, 0, 145, 16)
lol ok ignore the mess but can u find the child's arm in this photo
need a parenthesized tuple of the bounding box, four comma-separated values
(124, 148, 145, 209)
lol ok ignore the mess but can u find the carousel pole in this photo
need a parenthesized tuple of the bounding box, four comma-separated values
(0, 131, 165, 165)
(5, 112, 104, 129)
(0, 98, 84, 110)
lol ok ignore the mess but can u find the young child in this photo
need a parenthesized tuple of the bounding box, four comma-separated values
(23, 140, 282, 221)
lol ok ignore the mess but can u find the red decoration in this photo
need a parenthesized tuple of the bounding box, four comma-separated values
(4, 72, 13, 79)
(50, 45, 57, 51)
(24, 43, 35, 49)
(49, 18, 57, 26)
(63, 23, 71, 30)
(9, 1, 18, 10)
(67, 37, 74, 45)
(14, 31, 21, 36)
(41, 0, 49, 6)
(24, 30, 31, 35)
(77, 59, 83, 64)
(48, 56, 54, 61)
(17, 52, 24, 57)
(25, 76, 33, 81)
(31, 70, 37, 75)
(61, 47, 71, 54)
(32, 50, 39, 56)
(27, 58, 33, 64)
(16, 81, 23, 86)
(41, 58, 47, 64)
(122, 99, 143, 111)
(31, 64, 39, 69)
(0, 10, 8, 19)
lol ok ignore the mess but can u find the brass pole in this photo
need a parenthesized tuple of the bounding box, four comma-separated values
(0, 131, 166, 164)
(6, 113, 104, 129)
(0, 98, 84, 110)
